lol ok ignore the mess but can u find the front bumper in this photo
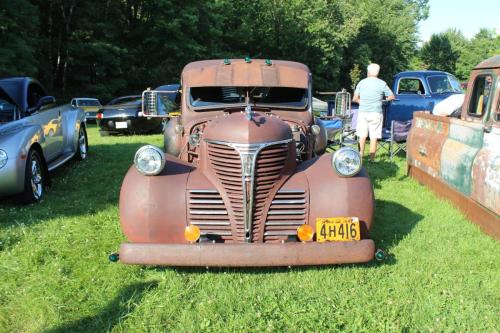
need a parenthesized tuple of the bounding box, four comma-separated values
(119, 239, 375, 267)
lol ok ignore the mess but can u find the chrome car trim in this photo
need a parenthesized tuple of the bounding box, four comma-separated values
(268, 210, 306, 215)
(264, 230, 297, 236)
(189, 199, 224, 204)
(191, 221, 231, 226)
(189, 189, 218, 194)
(271, 199, 306, 204)
(206, 138, 293, 243)
(265, 221, 304, 226)
(189, 210, 228, 215)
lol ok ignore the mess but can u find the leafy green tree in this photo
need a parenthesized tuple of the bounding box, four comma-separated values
(420, 33, 459, 73)
(455, 29, 500, 80)
(0, 0, 39, 76)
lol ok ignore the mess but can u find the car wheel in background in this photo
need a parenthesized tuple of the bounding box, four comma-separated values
(75, 125, 88, 161)
(19, 149, 46, 204)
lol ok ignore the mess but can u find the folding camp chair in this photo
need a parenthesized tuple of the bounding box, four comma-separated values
(378, 120, 412, 159)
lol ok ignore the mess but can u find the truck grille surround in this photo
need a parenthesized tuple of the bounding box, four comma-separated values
(192, 139, 304, 243)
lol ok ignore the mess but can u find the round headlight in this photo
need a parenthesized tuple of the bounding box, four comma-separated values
(331, 147, 362, 177)
(134, 145, 165, 176)
(0, 150, 7, 169)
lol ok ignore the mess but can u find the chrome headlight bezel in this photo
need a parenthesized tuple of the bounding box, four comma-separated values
(0, 149, 7, 169)
(133, 145, 165, 176)
(331, 147, 362, 177)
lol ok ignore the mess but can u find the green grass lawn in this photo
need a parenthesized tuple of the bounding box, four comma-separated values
(0, 125, 498, 332)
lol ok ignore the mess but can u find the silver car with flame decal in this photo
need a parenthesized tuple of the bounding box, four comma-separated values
(0, 77, 88, 203)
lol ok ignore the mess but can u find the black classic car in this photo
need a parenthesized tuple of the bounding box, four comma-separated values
(96, 84, 180, 136)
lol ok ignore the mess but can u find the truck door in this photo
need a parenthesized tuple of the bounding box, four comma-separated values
(27, 82, 62, 162)
(471, 73, 499, 216)
(386, 77, 431, 128)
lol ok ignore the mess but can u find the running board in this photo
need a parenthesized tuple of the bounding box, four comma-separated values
(47, 152, 75, 171)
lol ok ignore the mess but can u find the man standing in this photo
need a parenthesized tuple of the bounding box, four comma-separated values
(352, 63, 395, 161)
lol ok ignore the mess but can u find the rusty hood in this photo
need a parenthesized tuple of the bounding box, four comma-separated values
(203, 112, 293, 144)
(182, 59, 310, 88)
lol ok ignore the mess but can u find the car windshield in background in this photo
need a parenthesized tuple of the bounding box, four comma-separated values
(108, 96, 141, 105)
(190, 86, 308, 110)
(427, 75, 462, 94)
(77, 99, 100, 107)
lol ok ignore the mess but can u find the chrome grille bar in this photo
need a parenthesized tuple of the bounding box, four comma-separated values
(189, 199, 224, 204)
(271, 199, 306, 205)
(189, 210, 228, 215)
(265, 221, 304, 226)
(268, 210, 306, 215)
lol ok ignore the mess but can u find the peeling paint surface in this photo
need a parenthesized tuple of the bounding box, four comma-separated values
(471, 130, 500, 215)
(441, 139, 479, 196)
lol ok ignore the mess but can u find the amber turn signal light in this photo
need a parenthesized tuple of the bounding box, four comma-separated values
(297, 224, 314, 242)
(184, 225, 201, 243)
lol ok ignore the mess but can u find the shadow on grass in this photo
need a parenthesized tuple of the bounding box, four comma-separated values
(46, 281, 158, 333)
(364, 158, 400, 189)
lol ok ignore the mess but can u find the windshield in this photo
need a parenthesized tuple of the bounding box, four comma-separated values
(108, 96, 141, 105)
(427, 75, 462, 93)
(189, 86, 308, 110)
(77, 99, 100, 107)
(0, 98, 17, 124)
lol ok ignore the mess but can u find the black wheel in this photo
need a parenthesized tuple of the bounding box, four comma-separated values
(75, 125, 88, 160)
(19, 149, 46, 204)
(99, 130, 110, 137)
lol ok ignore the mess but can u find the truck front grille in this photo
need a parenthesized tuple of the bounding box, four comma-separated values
(206, 140, 292, 242)
(264, 189, 308, 242)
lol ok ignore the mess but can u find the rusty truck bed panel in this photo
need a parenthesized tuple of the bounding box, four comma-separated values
(408, 112, 450, 178)
(119, 240, 375, 267)
(407, 56, 500, 240)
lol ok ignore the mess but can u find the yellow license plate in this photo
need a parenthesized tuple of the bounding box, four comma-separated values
(316, 217, 360, 242)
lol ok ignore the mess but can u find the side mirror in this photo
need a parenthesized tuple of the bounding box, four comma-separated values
(141, 89, 180, 117)
(28, 96, 56, 113)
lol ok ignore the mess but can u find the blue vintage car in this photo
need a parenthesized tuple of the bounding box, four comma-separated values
(384, 70, 463, 127)
(0, 77, 87, 203)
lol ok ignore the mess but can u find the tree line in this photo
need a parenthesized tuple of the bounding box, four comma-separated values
(416, 28, 499, 81)
(3, 0, 490, 103)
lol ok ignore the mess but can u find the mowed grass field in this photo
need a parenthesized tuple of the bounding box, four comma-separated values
(0, 124, 499, 332)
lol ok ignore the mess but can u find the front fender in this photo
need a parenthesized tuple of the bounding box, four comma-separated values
(299, 153, 374, 233)
(0, 123, 45, 196)
(60, 105, 86, 153)
(120, 155, 194, 243)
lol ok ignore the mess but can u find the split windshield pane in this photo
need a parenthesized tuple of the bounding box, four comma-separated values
(190, 86, 308, 109)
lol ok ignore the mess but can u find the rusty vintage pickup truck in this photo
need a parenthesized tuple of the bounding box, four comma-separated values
(407, 55, 499, 239)
(114, 59, 378, 267)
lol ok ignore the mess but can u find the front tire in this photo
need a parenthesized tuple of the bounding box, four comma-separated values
(19, 149, 46, 204)
(75, 125, 88, 160)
